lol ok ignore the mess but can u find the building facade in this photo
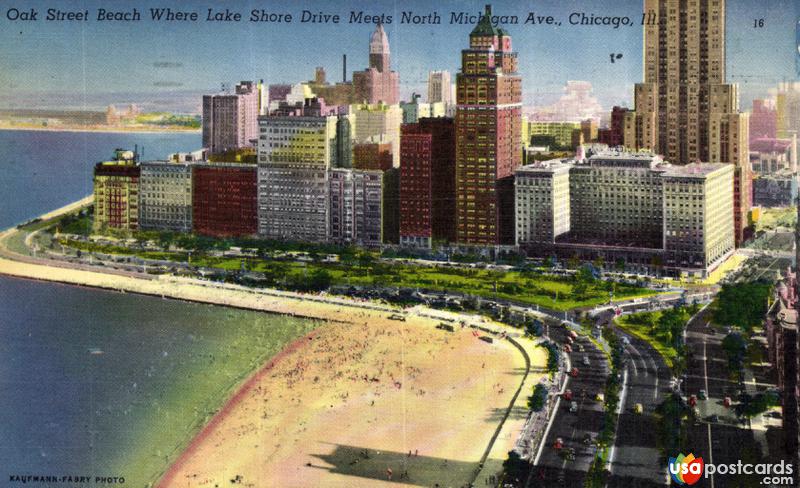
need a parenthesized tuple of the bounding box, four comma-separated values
(399, 118, 457, 247)
(765, 270, 800, 459)
(427, 70, 452, 105)
(455, 4, 522, 246)
(192, 162, 257, 238)
(626, 0, 751, 246)
(351, 102, 402, 168)
(92, 150, 140, 233)
(751, 99, 778, 142)
(514, 161, 570, 244)
(598, 106, 630, 147)
(528, 121, 582, 150)
(139, 161, 193, 233)
(515, 151, 735, 277)
(750, 136, 798, 175)
(329, 168, 384, 247)
(777, 81, 800, 139)
(753, 172, 799, 208)
(353, 141, 393, 171)
(257, 103, 339, 242)
(352, 24, 400, 105)
(202, 81, 260, 155)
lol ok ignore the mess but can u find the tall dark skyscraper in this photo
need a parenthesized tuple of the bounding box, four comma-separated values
(455, 4, 522, 246)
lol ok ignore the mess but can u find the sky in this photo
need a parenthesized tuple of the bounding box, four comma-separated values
(0, 0, 797, 113)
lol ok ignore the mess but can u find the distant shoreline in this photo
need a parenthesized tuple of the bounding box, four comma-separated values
(0, 125, 200, 135)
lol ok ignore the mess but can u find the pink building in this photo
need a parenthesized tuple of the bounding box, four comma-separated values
(353, 24, 400, 105)
(202, 81, 260, 154)
(750, 98, 777, 143)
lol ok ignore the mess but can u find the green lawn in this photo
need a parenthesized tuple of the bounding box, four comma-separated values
(54, 237, 660, 312)
(614, 311, 679, 368)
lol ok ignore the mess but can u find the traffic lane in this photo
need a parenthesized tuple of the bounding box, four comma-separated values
(610, 332, 671, 485)
(536, 340, 610, 484)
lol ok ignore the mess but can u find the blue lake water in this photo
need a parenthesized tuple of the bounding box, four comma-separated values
(0, 129, 199, 229)
(0, 130, 318, 484)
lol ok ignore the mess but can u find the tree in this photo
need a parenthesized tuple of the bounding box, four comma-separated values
(307, 268, 333, 291)
(657, 307, 689, 348)
(722, 332, 748, 379)
(528, 383, 548, 411)
(502, 450, 529, 483)
(572, 264, 596, 298)
(713, 282, 773, 332)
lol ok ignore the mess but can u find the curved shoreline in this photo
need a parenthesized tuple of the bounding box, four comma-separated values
(0, 200, 547, 486)
(156, 328, 322, 487)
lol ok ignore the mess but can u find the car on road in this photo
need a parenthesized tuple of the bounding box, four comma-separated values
(634, 403, 643, 414)
(621, 336, 630, 345)
(569, 401, 578, 413)
(595, 393, 605, 402)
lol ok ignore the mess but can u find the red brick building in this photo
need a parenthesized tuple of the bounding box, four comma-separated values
(598, 106, 629, 147)
(400, 118, 456, 247)
(455, 5, 522, 245)
(353, 142, 393, 171)
(192, 163, 257, 237)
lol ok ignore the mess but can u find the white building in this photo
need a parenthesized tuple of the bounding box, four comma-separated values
(139, 160, 194, 232)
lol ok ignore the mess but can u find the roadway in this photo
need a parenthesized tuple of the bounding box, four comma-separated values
(682, 307, 774, 488)
(532, 328, 609, 487)
(606, 328, 672, 487)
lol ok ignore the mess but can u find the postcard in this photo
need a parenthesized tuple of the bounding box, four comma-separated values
(1, 1, 798, 487)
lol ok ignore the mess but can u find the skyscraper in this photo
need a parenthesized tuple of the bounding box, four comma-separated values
(353, 24, 400, 105)
(202, 81, 260, 155)
(427, 70, 452, 105)
(455, 5, 522, 246)
(257, 98, 340, 242)
(400, 118, 457, 248)
(626, 0, 750, 245)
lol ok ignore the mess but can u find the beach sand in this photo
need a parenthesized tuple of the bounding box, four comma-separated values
(158, 315, 529, 488)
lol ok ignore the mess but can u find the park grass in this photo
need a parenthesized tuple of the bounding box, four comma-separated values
(614, 311, 678, 369)
(755, 206, 796, 232)
(53, 238, 660, 312)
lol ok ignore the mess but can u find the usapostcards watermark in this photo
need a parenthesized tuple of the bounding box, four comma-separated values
(668, 453, 795, 486)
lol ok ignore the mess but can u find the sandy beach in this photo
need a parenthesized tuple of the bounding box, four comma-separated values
(0, 198, 548, 487)
(158, 313, 535, 488)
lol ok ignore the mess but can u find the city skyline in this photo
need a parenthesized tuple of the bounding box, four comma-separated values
(0, 0, 796, 113)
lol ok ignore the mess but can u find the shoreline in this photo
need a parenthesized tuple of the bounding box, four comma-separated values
(0, 125, 200, 135)
(0, 198, 545, 487)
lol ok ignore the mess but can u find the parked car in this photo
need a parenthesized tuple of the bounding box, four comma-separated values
(582, 356, 590, 366)
(563, 389, 573, 401)
(570, 368, 580, 377)
(698, 389, 707, 400)
(569, 401, 578, 413)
